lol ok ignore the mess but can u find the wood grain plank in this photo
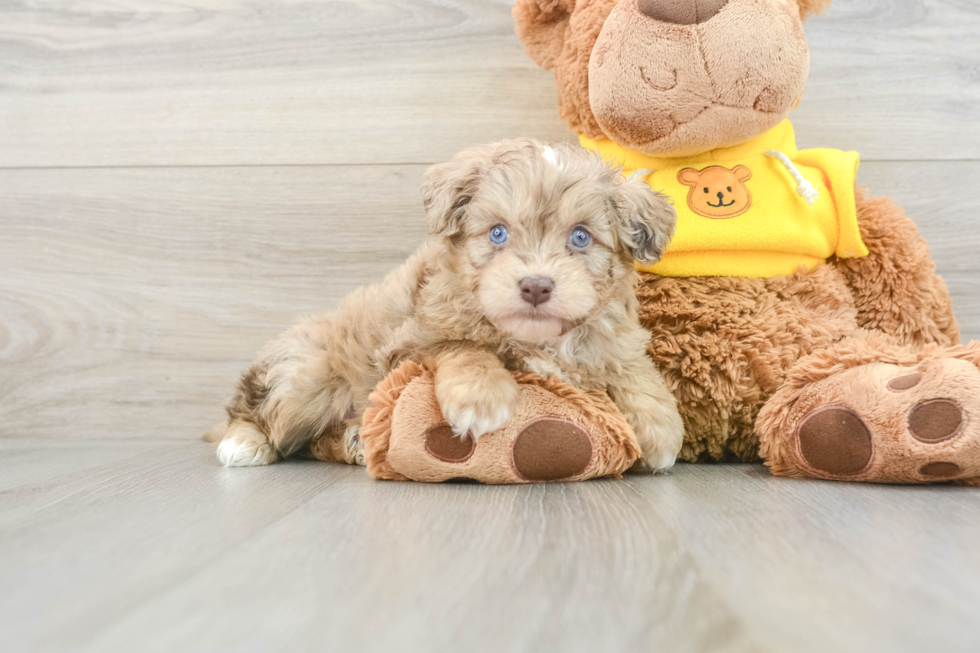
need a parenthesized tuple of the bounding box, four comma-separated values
(0, 0, 976, 167)
(794, 0, 980, 160)
(0, 441, 363, 652)
(1, 162, 977, 441)
(856, 161, 980, 338)
(2, 441, 978, 652)
(0, 164, 430, 440)
(641, 465, 980, 653)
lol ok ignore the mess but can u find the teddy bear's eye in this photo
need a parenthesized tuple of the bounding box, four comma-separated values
(727, 186, 732, 193)
(703, 187, 709, 193)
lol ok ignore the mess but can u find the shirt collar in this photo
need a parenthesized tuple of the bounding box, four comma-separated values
(579, 120, 798, 169)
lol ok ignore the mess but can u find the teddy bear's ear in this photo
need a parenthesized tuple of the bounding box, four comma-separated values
(796, 0, 833, 20)
(614, 177, 677, 263)
(513, 0, 575, 70)
(514, 0, 620, 139)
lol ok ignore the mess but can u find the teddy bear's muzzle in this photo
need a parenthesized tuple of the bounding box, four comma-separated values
(636, 0, 730, 25)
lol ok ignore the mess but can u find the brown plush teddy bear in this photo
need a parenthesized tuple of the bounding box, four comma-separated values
(512, 0, 980, 484)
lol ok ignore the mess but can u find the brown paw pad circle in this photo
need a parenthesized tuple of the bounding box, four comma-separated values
(919, 462, 962, 479)
(424, 423, 475, 463)
(797, 406, 874, 477)
(887, 373, 923, 392)
(908, 399, 963, 443)
(511, 418, 593, 482)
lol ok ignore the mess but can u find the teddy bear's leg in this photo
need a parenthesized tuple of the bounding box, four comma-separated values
(838, 187, 960, 347)
(757, 333, 980, 483)
(637, 267, 860, 464)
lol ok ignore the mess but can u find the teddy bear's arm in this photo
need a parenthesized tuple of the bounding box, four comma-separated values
(836, 186, 960, 348)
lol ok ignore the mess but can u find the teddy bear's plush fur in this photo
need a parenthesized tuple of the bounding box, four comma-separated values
(515, 0, 980, 483)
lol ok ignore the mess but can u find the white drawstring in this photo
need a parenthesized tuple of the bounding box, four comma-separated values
(628, 168, 654, 182)
(765, 150, 819, 205)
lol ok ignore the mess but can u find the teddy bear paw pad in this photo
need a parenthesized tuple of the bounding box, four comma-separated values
(887, 373, 922, 392)
(511, 418, 593, 482)
(919, 462, 962, 479)
(797, 406, 874, 477)
(908, 399, 963, 443)
(424, 422, 476, 463)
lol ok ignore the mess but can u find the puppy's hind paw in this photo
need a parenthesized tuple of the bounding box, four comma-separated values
(343, 424, 366, 467)
(217, 423, 278, 467)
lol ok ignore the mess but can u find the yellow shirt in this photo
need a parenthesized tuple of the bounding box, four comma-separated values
(581, 120, 869, 278)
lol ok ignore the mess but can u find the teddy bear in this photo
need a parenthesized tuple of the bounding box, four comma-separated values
(507, 0, 980, 484)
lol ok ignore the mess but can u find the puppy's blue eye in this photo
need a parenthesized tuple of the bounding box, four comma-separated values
(489, 225, 508, 245)
(570, 228, 592, 249)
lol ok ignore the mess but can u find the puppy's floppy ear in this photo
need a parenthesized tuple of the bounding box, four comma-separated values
(795, 0, 832, 20)
(422, 139, 540, 236)
(420, 151, 485, 237)
(614, 177, 677, 264)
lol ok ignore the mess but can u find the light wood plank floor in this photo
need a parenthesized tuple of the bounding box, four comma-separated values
(1, 1, 979, 651)
(3, 440, 980, 652)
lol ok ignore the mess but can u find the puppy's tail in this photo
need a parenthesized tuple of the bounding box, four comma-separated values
(203, 421, 229, 443)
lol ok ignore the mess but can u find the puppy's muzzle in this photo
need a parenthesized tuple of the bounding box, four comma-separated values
(520, 276, 555, 307)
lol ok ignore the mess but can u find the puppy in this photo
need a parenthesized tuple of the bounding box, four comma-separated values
(210, 139, 684, 470)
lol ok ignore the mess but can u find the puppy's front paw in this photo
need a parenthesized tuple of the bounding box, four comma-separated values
(436, 369, 519, 439)
(635, 411, 685, 473)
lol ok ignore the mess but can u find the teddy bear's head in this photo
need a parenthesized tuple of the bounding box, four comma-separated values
(515, 0, 831, 157)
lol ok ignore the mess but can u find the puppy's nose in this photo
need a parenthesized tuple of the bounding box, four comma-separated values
(637, 0, 730, 25)
(520, 276, 554, 307)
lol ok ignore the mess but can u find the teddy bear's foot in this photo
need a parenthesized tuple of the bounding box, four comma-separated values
(360, 361, 642, 483)
(422, 417, 595, 482)
(759, 343, 980, 484)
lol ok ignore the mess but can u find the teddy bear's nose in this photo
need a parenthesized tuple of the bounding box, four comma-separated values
(636, 0, 730, 25)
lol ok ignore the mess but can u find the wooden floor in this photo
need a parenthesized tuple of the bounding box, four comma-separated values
(1, 0, 979, 651)
(4, 440, 980, 653)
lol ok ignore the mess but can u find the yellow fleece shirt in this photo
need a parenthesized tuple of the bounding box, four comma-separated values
(580, 120, 869, 278)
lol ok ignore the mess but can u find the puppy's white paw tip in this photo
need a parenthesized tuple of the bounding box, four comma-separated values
(655, 452, 677, 471)
(216, 426, 277, 467)
(446, 405, 513, 440)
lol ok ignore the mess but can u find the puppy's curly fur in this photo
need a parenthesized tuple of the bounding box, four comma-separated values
(212, 139, 684, 470)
